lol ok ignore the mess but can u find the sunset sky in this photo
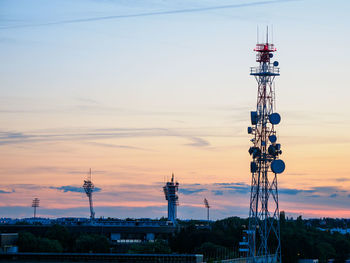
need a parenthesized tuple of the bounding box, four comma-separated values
(0, 0, 349, 220)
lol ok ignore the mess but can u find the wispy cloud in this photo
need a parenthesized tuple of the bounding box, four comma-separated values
(0, 0, 296, 29)
(279, 188, 315, 195)
(0, 128, 211, 149)
(50, 185, 102, 193)
(0, 166, 106, 176)
(212, 190, 223, 196)
(219, 183, 250, 194)
(0, 189, 14, 194)
(85, 141, 150, 151)
(1, 181, 350, 219)
(186, 137, 210, 147)
(179, 188, 207, 195)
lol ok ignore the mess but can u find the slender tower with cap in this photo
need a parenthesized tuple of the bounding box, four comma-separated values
(83, 168, 95, 221)
(204, 198, 210, 224)
(246, 30, 285, 263)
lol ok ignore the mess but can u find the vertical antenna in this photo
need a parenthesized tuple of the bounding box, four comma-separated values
(266, 25, 269, 43)
(257, 25, 259, 44)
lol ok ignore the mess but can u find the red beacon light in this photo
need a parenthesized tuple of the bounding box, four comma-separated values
(254, 43, 276, 53)
(254, 42, 277, 63)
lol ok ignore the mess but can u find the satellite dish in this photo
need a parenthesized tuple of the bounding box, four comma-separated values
(269, 113, 281, 125)
(250, 111, 258, 125)
(269, 135, 277, 143)
(268, 145, 276, 155)
(250, 162, 257, 173)
(269, 53, 273, 58)
(248, 127, 253, 134)
(273, 61, 279, 67)
(271, 159, 285, 174)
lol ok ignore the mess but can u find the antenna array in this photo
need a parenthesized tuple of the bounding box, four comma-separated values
(246, 29, 285, 263)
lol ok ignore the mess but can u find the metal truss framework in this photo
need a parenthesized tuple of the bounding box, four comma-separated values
(247, 41, 284, 263)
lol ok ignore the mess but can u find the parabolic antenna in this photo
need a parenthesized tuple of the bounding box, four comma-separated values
(269, 53, 273, 58)
(273, 61, 279, 67)
(250, 111, 258, 125)
(269, 113, 281, 125)
(269, 135, 277, 143)
(250, 162, 257, 173)
(271, 159, 285, 174)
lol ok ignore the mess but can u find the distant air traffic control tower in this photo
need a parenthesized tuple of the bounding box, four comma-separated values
(246, 30, 285, 263)
(163, 174, 179, 226)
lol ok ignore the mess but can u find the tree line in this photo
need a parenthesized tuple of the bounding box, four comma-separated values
(13, 213, 350, 262)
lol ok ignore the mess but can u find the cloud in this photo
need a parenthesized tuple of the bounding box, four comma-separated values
(212, 183, 348, 200)
(0, 0, 295, 29)
(2, 181, 350, 219)
(312, 186, 346, 193)
(335, 178, 350, 182)
(85, 141, 149, 151)
(179, 188, 206, 195)
(0, 128, 210, 149)
(0, 166, 106, 176)
(214, 182, 246, 186)
(0, 189, 14, 194)
(50, 185, 102, 193)
(279, 188, 315, 195)
(186, 137, 210, 147)
(220, 183, 250, 194)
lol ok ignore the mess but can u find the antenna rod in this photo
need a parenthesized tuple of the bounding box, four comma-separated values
(266, 25, 268, 43)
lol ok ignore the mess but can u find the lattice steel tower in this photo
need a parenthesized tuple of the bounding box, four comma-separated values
(163, 174, 179, 226)
(83, 168, 95, 221)
(247, 32, 285, 263)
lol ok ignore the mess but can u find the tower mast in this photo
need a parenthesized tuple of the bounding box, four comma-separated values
(83, 168, 95, 221)
(204, 198, 210, 225)
(32, 198, 40, 218)
(163, 173, 179, 226)
(247, 30, 285, 263)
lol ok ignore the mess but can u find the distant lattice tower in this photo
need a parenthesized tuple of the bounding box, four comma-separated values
(246, 30, 286, 263)
(32, 198, 40, 218)
(163, 174, 179, 225)
(83, 168, 95, 220)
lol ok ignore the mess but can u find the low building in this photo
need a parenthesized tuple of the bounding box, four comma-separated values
(0, 233, 18, 253)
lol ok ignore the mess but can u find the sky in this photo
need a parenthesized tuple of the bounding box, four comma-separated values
(0, 0, 350, 220)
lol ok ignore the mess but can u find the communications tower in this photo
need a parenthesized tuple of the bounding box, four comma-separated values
(83, 168, 95, 221)
(247, 31, 285, 263)
(163, 174, 179, 226)
(204, 198, 210, 224)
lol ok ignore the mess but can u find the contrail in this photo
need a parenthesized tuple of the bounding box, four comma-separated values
(0, 0, 295, 29)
